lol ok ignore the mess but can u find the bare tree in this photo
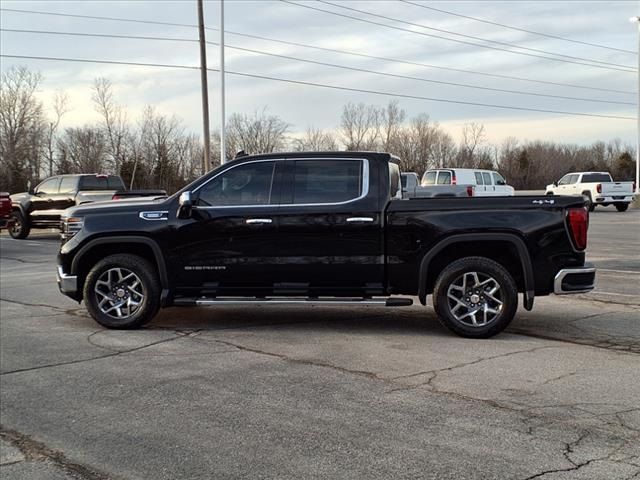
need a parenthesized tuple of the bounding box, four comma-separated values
(456, 122, 487, 168)
(0, 66, 45, 191)
(293, 126, 338, 151)
(92, 78, 129, 174)
(340, 102, 381, 151)
(43, 90, 70, 177)
(225, 108, 289, 160)
(56, 126, 107, 173)
(380, 100, 406, 152)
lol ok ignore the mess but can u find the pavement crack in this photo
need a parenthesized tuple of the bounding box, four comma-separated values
(0, 256, 50, 264)
(388, 345, 557, 393)
(539, 371, 579, 386)
(212, 338, 387, 381)
(0, 427, 113, 480)
(1, 332, 189, 376)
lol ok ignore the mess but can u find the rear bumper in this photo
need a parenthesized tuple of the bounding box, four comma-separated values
(57, 264, 79, 298)
(594, 195, 633, 203)
(554, 265, 596, 295)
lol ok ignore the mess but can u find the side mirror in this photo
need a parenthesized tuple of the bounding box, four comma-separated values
(177, 191, 193, 219)
(27, 180, 34, 195)
(553, 181, 558, 187)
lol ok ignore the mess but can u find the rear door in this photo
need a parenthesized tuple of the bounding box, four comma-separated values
(274, 157, 384, 296)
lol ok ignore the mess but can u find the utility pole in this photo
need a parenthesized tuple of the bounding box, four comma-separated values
(220, 0, 226, 163)
(632, 16, 640, 195)
(198, 0, 211, 174)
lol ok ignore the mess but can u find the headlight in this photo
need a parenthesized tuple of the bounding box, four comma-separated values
(60, 216, 84, 241)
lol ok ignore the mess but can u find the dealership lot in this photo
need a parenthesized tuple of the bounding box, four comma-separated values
(1, 208, 639, 479)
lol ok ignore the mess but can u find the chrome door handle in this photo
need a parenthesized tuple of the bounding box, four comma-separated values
(346, 217, 374, 223)
(245, 218, 273, 224)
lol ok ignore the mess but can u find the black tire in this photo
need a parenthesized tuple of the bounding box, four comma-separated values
(83, 254, 160, 329)
(432, 256, 518, 338)
(582, 192, 595, 212)
(615, 203, 629, 212)
(8, 210, 30, 239)
(545, 191, 554, 196)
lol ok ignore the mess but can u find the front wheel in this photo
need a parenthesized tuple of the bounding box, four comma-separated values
(83, 254, 160, 329)
(432, 256, 518, 338)
(615, 203, 629, 212)
(8, 210, 30, 239)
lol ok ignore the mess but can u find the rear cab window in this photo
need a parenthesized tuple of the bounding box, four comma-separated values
(79, 176, 109, 191)
(581, 173, 612, 183)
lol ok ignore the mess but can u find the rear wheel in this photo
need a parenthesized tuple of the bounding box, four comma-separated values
(83, 254, 160, 329)
(615, 203, 629, 212)
(432, 256, 518, 338)
(8, 210, 30, 239)
(582, 192, 595, 212)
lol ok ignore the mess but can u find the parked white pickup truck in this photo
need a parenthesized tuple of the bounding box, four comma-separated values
(545, 172, 635, 212)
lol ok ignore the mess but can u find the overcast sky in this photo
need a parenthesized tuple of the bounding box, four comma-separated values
(1, 0, 637, 146)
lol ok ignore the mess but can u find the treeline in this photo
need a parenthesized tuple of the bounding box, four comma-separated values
(1, 66, 635, 194)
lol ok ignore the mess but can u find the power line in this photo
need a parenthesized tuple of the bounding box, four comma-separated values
(316, 0, 635, 69)
(1, 7, 634, 95)
(281, 0, 636, 73)
(1, 54, 634, 121)
(399, 0, 636, 55)
(3, 27, 633, 106)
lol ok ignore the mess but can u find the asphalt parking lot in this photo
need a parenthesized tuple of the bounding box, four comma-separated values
(1, 207, 639, 480)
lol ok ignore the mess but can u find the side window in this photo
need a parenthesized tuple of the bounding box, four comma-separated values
(422, 171, 437, 185)
(474, 172, 484, 185)
(493, 172, 506, 185)
(292, 160, 362, 204)
(437, 171, 452, 185)
(482, 172, 493, 185)
(558, 175, 570, 185)
(36, 177, 60, 194)
(197, 161, 275, 206)
(58, 177, 77, 193)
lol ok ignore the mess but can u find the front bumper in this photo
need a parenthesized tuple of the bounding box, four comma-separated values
(57, 265, 78, 296)
(554, 265, 596, 295)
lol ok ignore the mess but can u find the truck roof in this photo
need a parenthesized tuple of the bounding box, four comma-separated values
(227, 151, 395, 162)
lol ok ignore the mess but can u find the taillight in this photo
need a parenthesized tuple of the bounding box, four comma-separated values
(112, 194, 120, 200)
(466, 185, 474, 197)
(567, 207, 588, 250)
(451, 171, 457, 185)
(596, 183, 602, 194)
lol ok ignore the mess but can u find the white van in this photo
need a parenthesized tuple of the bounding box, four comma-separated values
(421, 168, 514, 196)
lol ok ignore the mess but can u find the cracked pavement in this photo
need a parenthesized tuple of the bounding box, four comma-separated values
(1, 209, 639, 479)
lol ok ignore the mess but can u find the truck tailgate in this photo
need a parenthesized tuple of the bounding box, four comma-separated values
(601, 182, 634, 195)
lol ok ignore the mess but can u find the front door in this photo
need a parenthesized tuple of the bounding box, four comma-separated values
(170, 159, 282, 297)
(274, 158, 384, 297)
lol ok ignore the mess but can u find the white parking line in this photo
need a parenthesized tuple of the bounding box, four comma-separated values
(598, 269, 640, 275)
(592, 291, 639, 298)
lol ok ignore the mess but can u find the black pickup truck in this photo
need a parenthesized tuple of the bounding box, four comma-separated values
(10, 174, 165, 239)
(57, 152, 595, 338)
